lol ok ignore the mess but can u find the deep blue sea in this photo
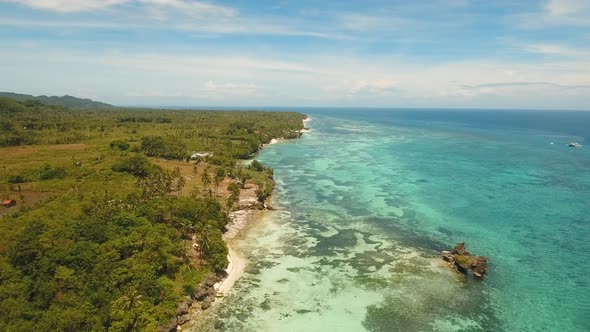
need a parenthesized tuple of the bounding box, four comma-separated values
(195, 109, 590, 331)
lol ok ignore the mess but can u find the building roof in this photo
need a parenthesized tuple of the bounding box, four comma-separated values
(190, 152, 213, 158)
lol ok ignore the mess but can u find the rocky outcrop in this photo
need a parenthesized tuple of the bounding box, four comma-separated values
(441, 243, 488, 278)
(158, 317, 178, 332)
(177, 313, 191, 325)
(176, 299, 190, 316)
(470, 256, 488, 277)
(191, 273, 222, 310)
(234, 200, 265, 211)
(192, 275, 220, 301)
(201, 298, 214, 310)
(158, 274, 223, 332)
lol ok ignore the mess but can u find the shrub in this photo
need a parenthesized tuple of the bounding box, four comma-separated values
(249, 160, 264, 172)
(140, 136, 187, 160)
(39, 165, 66, 180)
(8, 175, 30, 183)
(112, 155, 160, 178)
(198, 224, 228, 272)
(453, 254, 469, 269)
(109, 140, 130, 151)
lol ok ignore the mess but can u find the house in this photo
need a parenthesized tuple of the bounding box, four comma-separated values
(2, 199, 16, 208)
(190, 152, 213, 159)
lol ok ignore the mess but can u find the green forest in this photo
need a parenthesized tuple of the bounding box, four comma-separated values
(0, 97, 306, 331)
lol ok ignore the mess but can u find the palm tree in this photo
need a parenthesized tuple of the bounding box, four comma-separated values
(196, 223, 215, 257)
(120, 289, 143, 311)
(201, 168, 211, 192)
(226, 182, 240, 212)
(119, 289, 144, 332)
(214, 168, 225, 196)
(177, 218, 195, 240)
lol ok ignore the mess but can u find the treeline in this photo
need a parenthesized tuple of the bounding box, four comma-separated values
(0, 97, 306, 331)
(0, 97, 306, 165)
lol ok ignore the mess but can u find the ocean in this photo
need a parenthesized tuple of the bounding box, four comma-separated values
(194, 109, 590, 331)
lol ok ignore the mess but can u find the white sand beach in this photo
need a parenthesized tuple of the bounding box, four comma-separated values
(216, 247, 246, 294)
(214, 209, 261, 295)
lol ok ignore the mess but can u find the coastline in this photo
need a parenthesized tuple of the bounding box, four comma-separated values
(214, 209, 262, 295)
(181, 115, 310, 330)
(215, 116, 310, 295)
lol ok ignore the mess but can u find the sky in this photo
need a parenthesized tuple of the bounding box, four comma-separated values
(0, 0, 589, 109)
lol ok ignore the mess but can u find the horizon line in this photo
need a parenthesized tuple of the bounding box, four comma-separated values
(115, 104, 590, 112)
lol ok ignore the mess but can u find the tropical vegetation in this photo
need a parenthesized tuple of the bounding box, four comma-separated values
(0, 96, 305, 331)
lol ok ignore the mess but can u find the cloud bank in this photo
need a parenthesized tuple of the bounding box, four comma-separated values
(0, 0, 588, 109)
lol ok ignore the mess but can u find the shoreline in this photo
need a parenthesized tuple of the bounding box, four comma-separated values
(178, 115, 309, 331)
(206, 115, 310, 299)
(214, 209, 262, 295)
(212, 116, 310, 297)
(191, 116, 311, 314)
(216, 247, 244, 294)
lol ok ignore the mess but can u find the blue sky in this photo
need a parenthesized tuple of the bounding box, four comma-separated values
(0, 0, 589, 109)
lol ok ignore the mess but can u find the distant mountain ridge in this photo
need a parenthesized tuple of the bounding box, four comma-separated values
(0, 92, 113, 109)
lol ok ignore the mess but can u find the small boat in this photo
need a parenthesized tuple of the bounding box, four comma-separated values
(568, 142, 582, 147)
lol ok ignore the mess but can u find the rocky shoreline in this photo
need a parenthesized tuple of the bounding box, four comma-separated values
(159, 274, 222, 332)
(158, 205, 268, 332)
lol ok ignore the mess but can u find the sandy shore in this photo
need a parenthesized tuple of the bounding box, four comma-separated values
(216, 247, 245, 294)
(214, 115, 311, 296)
(184, 115, 311, 331)
(214, 209, 261, 295)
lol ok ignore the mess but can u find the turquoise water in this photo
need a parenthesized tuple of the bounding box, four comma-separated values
(195, 109, 590, 331)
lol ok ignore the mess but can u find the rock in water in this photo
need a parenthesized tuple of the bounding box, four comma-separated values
(441, 250, 454, 262)
(442, 242, 488, 278)
(453, 242, 470, 256)
(470, 255, 488, 277)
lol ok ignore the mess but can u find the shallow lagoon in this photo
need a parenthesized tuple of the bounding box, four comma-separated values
(193, 110, 590, 331)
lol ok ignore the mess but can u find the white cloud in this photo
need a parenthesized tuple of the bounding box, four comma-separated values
(514, 0, 590, 28)
(1, 0, 128, 12)
(349, 80, 398, 95)
(1, 0, 236, 16)
(544, 0, 590, 16)
(0, 3, 350, 40)
(524, 43, 589, 57)
(0, 17, 348, 39)
(336, 13, 411, 32)
(337, 14, 389, 31)
(139, 0, 236, 18)
(204, 81, 259, 97)
(1, 43, 590, 109)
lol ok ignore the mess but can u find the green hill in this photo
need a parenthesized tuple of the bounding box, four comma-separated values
(0, 92, 113, 109)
